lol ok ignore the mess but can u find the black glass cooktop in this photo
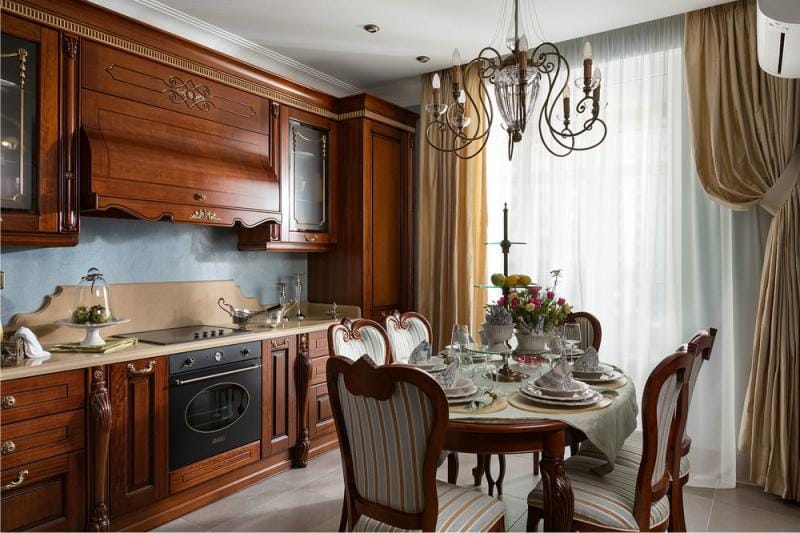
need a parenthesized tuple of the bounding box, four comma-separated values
(116, 325, 246, 345)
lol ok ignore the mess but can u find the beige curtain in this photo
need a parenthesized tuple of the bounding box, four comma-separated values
(417, 68, 488, 351)
(685, 0, 800, 500)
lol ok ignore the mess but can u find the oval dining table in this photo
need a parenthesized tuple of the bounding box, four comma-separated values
(443, 347, 638, 533)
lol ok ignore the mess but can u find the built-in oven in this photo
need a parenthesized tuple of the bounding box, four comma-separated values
(168, 341, 262, 470)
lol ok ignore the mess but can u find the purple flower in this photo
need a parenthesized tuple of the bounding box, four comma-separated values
(497, 296, 506, 306)
(531, 286, 540, 294)
(534, 303, 541, 310)
(557, 297, 566, 306)
(547, 290, 555, 300)
(511, 297, 521, 310)
(533, 298, 542, 306)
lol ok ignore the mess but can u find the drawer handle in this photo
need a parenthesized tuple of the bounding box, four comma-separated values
(194, 192, 207, 201)
(2, 470, 28, 491)
(1, 441, 16, 455)
(304, 234, 317, 242)
(271, 339, 289, 350)
(127, 360, 156, 376)
(1, 395, 15, 409)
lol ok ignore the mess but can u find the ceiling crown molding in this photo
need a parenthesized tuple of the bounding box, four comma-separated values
(90, 0, 362, 97)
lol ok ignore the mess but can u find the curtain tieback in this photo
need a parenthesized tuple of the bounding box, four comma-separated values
(759, 145, 800, 216)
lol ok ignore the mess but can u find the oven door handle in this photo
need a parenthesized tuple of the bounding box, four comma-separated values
(173, 364, 261, 386)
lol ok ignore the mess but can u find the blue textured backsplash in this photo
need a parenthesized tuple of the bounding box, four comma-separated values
(1, 217, 307, 324)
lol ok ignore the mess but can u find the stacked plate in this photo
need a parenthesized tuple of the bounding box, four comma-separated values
(444, 377, 481, 404)
(519, 378, 603, 407)
(407, 355, 447, 373)
(570, 362, 624, 384)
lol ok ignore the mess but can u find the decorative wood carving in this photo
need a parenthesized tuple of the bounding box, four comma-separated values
(188, 209, 222, 222)
(61, 34, 79, 232)
(89, 367, 111, 532)
(104, 64, 256, 118)
(294, 333, 311, 467)
(539, 442, 573, 532)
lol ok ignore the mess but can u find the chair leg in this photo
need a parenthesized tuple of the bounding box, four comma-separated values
(447, 452, 460, 484)
(485, 455, 498, 496)
(532, 451, 540, 475)
(526, 504, 542, 532)
(472, 454, 487, 486)
(668, 475, 689, 532)
(495, 454, 506, 496)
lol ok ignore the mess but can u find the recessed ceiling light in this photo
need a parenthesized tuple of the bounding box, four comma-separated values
(363, 24, 380, 33)
(416, 55, 430, 63)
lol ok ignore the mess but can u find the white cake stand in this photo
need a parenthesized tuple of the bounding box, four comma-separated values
(54, 318, 130, 347)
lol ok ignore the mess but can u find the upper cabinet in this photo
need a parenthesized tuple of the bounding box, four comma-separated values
(238, 106, 337, 252)
(1, 14, 79, 247)
(79, 42, 281, 228)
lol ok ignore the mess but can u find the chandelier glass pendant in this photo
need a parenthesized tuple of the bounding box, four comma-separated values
(425, 0, 608, 160)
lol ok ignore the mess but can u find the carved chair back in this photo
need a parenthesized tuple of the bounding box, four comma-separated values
(632, 348, 693, 530)
(327, 355, 448, 531)
(565, 311, 602, 351)
(384, 310, 433, 364)
(328, 318, 392, 365)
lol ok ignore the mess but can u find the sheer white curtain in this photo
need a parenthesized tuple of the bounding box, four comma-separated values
(486, 16, 770, 488)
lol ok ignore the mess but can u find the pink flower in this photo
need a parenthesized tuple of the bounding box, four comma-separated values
(557, 297, 566, 306)
(533, 298, 542, 306)
(534, 303, 541, 310)
(547, 290, 555, 300)
(511, 297, 521, 310)
(531, 286, 540, 294)
(497, 296, 506, 306)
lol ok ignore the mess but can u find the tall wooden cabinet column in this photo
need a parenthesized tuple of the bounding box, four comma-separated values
(308, 95, 417, 321)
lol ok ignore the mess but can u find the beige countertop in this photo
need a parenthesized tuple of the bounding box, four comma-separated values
(0, 319, 337, 381)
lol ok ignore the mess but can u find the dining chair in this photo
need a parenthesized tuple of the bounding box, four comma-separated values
(566, 311, 603, 351)
(327, 355, 506, 532)
(328, 317, 393, 365)
(527, 346, 695, 532)
(529, 310, 603, 478)
(576, 328, 717, 531)
(383, 310, 433, 364)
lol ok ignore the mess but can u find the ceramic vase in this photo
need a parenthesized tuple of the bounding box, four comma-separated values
(515, 331, 551, 354)
(481, 323, 514, 352)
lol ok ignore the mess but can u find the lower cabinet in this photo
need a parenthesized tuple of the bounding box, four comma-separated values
(0, 451, 86, 532)
(262, 337, 297, 458)
(108, 357, 169, 518)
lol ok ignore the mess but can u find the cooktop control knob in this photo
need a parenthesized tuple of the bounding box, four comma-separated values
(210, 330, 217, 336)
(184, 356, 195, 367)
(194, 332, 200, 339)
(218, 329, 225, 335)
(240, 347, 250, 357)
(214, 351, 223, 361)
(202, 331, 209, 338)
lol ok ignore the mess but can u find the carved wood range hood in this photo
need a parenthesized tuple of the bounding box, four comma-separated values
(80, 41, 281, 227)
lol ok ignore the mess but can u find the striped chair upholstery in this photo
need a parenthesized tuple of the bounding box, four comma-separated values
(328, 355, 505, 532)
(579, 431, 690, 478)
(528, 456, 671, 531)
(329, 318, 391, 365)
(528, 349, 693, 532)
(354, 481, 506, 532)
(384, 311, 433, 364)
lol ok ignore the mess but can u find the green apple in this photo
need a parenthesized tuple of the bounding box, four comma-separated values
(490, 273, 506, 286)
(89, 305, 112, 324)
(72, 306, 90, 324)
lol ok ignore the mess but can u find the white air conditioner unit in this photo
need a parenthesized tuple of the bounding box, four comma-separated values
(757, 0, 800, 78)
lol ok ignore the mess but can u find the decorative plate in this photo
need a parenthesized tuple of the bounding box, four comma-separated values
(571, 362, 615, 379)
(520, 383, 597, 402)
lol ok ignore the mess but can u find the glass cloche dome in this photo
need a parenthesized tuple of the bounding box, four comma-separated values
(72, 268, 114, 324)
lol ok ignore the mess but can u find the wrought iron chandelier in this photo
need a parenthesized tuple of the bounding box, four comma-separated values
(425, 0, 607, 160)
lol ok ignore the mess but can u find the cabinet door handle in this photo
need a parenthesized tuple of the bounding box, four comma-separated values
(127, 360, 156, 376)
(1, 469, 28, 491)
(1, 395, 15, 409)
(271, 339, 289, 350)
(304, 234, 317, 242)
(194, 192, 207, 201)
(1, 441, 16, 455)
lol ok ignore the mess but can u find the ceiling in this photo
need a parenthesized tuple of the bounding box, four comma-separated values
(91, 0, 730, 106)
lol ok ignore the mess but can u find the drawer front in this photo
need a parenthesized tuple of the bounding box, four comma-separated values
(0, 371, 85, 425)
(0, 452, 86, 532)
(308, 330, 329, 358)
(1, 410, 85, 469)
(310, 356, 328, 386)
(309, 383, 335, 439)
(169, 441, 260, 494)
(288, 231, 331, 245)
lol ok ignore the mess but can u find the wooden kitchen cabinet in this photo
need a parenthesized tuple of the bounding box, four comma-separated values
(0, 451, 86, 532)
(239, 106, 337, 252)
(108, 357, 169, 518)
(262, 336, 297, 458)
(308, 95, 416, 320)
(0, 14, 79, 246)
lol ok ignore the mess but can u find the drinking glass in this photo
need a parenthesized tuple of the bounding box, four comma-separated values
(563, 322, 582, 360)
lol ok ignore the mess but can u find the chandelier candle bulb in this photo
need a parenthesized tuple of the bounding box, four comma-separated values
(517, 35, 529, 71)
(583, 41, 593, 93)
(563, 85, 571, 124)
(451, 48, 463, 85)
(592, 67, 601, 115)
(432, 73, 441, 106)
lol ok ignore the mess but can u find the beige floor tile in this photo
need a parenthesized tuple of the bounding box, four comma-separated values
(682, 490, 714, 532)
(714, 483, 800, 521)
(708, 499, 800, 532)
(152, 517, 205, 532)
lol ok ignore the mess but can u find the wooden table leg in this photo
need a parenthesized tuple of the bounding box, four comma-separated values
(447, 452, 460, 484)
(540, 429, 573, 532)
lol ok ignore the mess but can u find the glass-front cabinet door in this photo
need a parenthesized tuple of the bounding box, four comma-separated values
(289, 119, 329, 233)
(1, 32, 38, 212)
